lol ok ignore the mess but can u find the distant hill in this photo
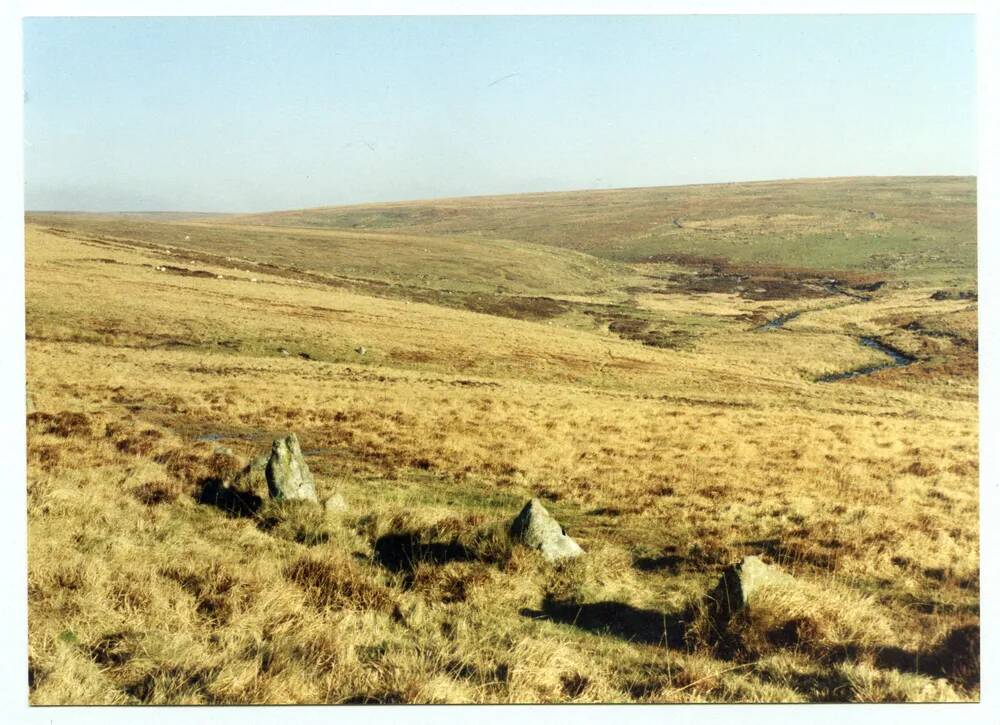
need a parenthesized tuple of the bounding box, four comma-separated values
(227, 176, 977, 284)
(28, 176, 976, 289)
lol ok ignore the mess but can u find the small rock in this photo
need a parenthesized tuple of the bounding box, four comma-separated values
(277, 348, 290, 356)
(213, 445, 234, 457)
(265, 433, 318, 503)
(355, 346, 367, 355)
(324, 493, 348, 513)
(510, 498, 583, 562)
(710, 555, 794, 618)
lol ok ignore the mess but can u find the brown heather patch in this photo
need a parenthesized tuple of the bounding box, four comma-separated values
(29, 443, 62, 472)
(285, 553, 398, 614)
(114, 429, 164, 456)
(132, 480, 181, 506)
(27, 411, 93, 438)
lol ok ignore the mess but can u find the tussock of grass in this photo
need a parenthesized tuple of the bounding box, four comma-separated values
(701, 572, 897, 660)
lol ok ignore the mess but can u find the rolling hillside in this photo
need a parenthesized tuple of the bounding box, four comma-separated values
(24, 176, 979, 704)
(228, 176, 977, 285)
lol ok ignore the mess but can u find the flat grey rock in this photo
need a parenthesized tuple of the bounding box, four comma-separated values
(510, 498, 583, 562)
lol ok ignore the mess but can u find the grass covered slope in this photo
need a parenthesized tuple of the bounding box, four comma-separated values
(26, 214, 634, 298)
(229, 176, 977, 286)
(24, 176, 979, 704)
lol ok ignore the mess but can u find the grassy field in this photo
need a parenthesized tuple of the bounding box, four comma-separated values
(25, 176, 979, 704)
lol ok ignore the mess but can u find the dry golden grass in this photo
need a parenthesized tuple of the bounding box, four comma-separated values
(24, 179, 979, 704)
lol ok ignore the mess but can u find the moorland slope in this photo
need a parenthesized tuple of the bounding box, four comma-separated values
(25, 176, 979, 704)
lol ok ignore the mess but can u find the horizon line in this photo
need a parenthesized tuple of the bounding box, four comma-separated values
(24, 172, 977, 216)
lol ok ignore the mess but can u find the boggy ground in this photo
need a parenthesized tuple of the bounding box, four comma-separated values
(25, 178, 979, 704)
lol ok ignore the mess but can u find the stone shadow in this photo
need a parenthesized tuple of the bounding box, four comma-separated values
(521, 596, 690, 648)
(197, 477, 263, 518)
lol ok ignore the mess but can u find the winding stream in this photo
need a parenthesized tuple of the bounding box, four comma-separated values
(758, 306, 916, 382)
(816, 337, 916, 382)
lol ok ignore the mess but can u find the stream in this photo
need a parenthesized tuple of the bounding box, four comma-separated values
(758, 310, 802, 330)
(758, 306, 916, 382)
(817, 337, 916, 382)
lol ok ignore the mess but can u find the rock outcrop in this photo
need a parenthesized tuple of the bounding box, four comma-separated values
(510, 498, 583, 562)
(265, 433, 318, 503)
(709, 555, 794, 619)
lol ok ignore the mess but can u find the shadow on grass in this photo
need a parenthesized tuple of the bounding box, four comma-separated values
(867, 624, 980, 691)
(196, 477, 263, 518)
(632, 554, 686, 574)
(520, 596, 690, 648)
(632, 541, 729, 575)
(373, 533, 474, 575)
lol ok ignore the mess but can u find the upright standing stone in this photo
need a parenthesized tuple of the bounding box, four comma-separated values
(265, 433, 318, 503)
(709, 555, 794, 619)
(510, 498, 583, 562)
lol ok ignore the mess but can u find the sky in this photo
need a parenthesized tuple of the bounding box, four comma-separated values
(22, 14, 977, 212)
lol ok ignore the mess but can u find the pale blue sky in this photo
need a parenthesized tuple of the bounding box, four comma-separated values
(23, 15, 976, 212)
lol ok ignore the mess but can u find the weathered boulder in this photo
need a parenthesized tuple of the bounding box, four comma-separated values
(709, 555, 794, 619)
(265, 433, 318, 503)
(510, 498, 583, 562)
